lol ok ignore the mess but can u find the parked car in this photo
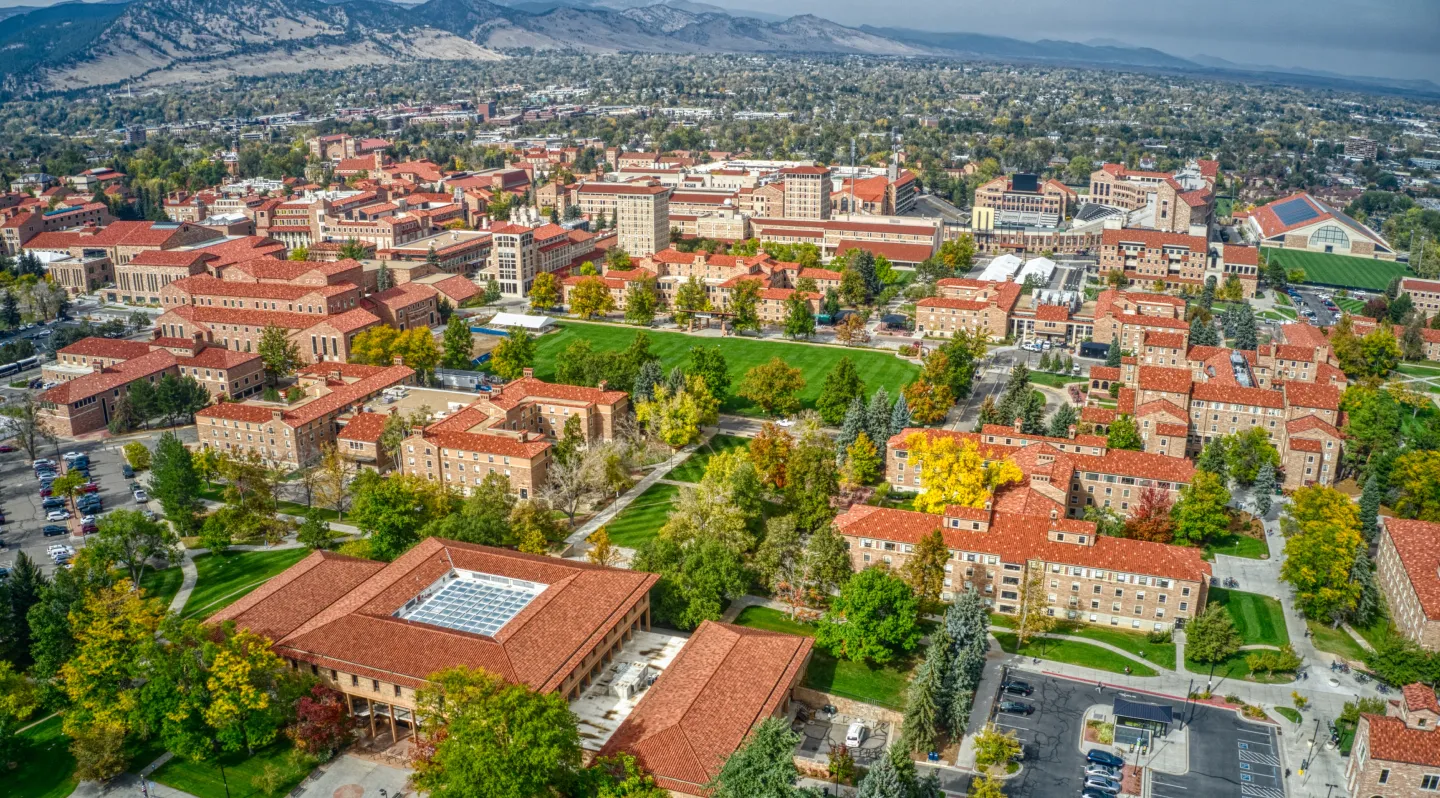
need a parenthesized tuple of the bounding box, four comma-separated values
(62, 451, 84, 461)
(42, 524, 67, 536)
(133, 489, 149, 503)
(1082, 776, 1121, 795)
(41, 498, 65, 509)
(1085, 763, 1121, 780)
(46, 510, 71, 521)
(80, 483, 100, 493)
(0, 445, 15, 453)
(39, 487, 52, 498)
(844, 722, 868, 747)
(81, 523, 98, 535)
(997, 701, 1034, 716)
(122, 464, 134, 478)
(1086, 749, 1125, 768)
(1002, 680, 1034, 696)
(1082, 790, 1115, 798)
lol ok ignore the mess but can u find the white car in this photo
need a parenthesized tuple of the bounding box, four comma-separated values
(47, 544, 74, 557)
(80, 515, 96, 526)
(62, 451, 84, 461)
(133, 489, 149, 503)
(774, 418, 795, 428)
(46, 510, 70, 521)
(844, 721, 868, 747)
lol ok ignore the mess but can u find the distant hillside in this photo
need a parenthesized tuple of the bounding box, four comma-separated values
(861, 26, 1198, 70)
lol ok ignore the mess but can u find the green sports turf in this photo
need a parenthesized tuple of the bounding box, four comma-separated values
(1263, 249, 1412, 291)
(530, 322, 919, 416)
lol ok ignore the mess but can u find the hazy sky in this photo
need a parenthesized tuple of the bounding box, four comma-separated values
(730, 0, 1439, 83)
(4, 0, 1437, 83)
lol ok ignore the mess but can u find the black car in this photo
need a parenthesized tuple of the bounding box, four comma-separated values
(997, 701, 1034, 715)
(1086, 749, 1125, 768)
(122, 464, 134, 478)
(1002, 680, 1034, 696)
(42, 524, 68, 536)
(41, 498, 66, 510)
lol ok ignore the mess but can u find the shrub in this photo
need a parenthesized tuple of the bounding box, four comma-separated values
(1147, 629, 1172, 644)
(1242, 704, 1267, 719)
(123, 441, 151, 470)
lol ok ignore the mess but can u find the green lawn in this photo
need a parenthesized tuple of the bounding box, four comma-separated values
(1263, 249, 1412, 291)
(149, 741, 315, 798)
(605, 482, 681, 548)
(1354, 617, 1394, 651)
(183, 549, 310, 619)
(1027, 371, 1085, 388)
(530, 322, 919, 416)
(1274, 707, 1302, 724)
(1274, 293, 1292, 307)
(1307, 619, 1368, 662)
(1395, 362, 1440, 376)
(733, 605, 915, 708)
(1054, 623, 1177, 670)
(1207, 587, 1290, 647)
(1334, 297, 1366, 315)
(139, 564, 185, 608)
(0, 715, 76, 798)
(1258, 308, 1297, 322)
(1203, 533, 1270, 561)
(668, 434, 751, 483)
(994, 631, 1158, 676)
(1184, 650, 1293, 684)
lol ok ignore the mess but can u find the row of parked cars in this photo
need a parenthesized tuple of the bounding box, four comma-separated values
(36, 452, 104, 534)
(995, 678, 1127, 796)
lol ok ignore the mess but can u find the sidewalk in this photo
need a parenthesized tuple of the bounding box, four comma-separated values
(562, 430, 709, 555)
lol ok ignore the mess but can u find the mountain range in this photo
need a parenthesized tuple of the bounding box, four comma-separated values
(1, 0, 1435, 97)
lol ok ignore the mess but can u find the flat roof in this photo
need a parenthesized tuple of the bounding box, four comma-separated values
(570, 630, 688, 750)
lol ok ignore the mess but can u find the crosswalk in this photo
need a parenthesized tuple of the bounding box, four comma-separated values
(1239, 749, 1282, 768)
(1241, 784, 1286, 798)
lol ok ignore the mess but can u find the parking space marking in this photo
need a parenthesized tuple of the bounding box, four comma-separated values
(1152, 780, 1188, 789)
(1239, 751, 1280, 766)
(1235, 728, 1273, 738)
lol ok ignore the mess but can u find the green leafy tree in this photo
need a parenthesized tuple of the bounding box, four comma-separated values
(490, 326, 535, 380)
(1224, 427, 1281, 486)
(1198, 438, 1229, 481)
(624, 273, 660, 325)
(687, 345, 731, 403)
(569, 277, 616, 319)
(1106, 415, 1143, 451)
(349, 471, 454, 560)
(90, 509, 181, 588)
(1281, 486, 1364, 622)
(816, 357, 865, 425)
(1185, 603, 1242, 665)
(737, 358, 805, 417)
(296, 508, 341, 551)
(150, 431, 201, 533)
(440, 315, 474, 369)
(631, 537, 749, 630)
(257, 324, 301, 385)
(529, 272, 561, 311)
(414, 666, 582, 798)
(1393, 450, 1440, 522)
(816, 567, 922, 665)
(1171, 471, 1231, 546)
(673, 275, 710, 330)
(782, 292, 816, 340)
(729, 279, 762, 333)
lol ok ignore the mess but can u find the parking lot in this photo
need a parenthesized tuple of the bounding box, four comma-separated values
(1, 438, 153, 576)
(989, 673, 1284, 798)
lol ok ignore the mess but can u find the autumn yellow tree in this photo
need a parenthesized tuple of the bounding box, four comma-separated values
(905, 434, 1023, 514)
(59, 581, 165, 741)
(569, 276, 616, 319)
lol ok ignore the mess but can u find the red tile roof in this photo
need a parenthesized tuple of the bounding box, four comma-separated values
(364, 282, 438, 310)
(1282, 381, 1341, 411)
(178, 347, 261, 370)
(162, 304, 325, 331)
(429, 275, 481, 303)
(40, 349, 178, 404)
(338, 411, 390, 443)
(1102, 228, 1207, 253)
(167, 275, 352, 302)
(1138, 366, 1194, 395)
(58, 337, 151, 360)
(599, 621, 812, 793)
(1404, 684, 1440, 715)
(210, 538, 658, 693)
(1035, 305, 1070, 321)
(1286, 415, 1341, 438)
(1381, 518, 1440, 621)
(1191, 382, 1285, 409)
(833, 239, 935, 265)
(1223, 246, 1259, 266)
(1082, 407, 1117, 425)
(1363, 714, 1440, 768)
(1272, 345, 1316, 362)
(1089, 366, 1121, 381)
(494, 376, 628, 408)
(834, 504, 1209, 583)
(127, 250, 215, 268)
(311, 308, 382, 334)
(1070, 448, 1196, 485)
(1144, 331, 1186, 349)
(420, 429, 551, 459)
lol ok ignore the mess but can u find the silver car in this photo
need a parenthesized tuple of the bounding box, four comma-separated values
(1084, 763, 1121, 780)
(1082, 775, 1121, 795)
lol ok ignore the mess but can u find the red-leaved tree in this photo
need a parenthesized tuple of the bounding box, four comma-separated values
(1124, 485, 1177, 543)
(290, 684, 353, 755)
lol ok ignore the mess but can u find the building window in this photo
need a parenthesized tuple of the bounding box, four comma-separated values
(1379, 769, 1389, 784)
(1422, 774, 1440, 790)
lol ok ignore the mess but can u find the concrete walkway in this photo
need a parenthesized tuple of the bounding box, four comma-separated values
(169, 538, 307, 616)
(563, 431, 709, 554)
(70, 754, 199, 798)
(1342, 623, 1377, 653)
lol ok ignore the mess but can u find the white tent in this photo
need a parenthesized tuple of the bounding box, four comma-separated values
(487, 312, 554, 331)
(1016, 256, 1057, 286)
(978, 253, 1023, 282)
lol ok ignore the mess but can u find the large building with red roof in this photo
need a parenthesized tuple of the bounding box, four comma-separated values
(1087, 160, 1216, 235)
(1245, 193, 1394, 260)
(1346, 681, 1440, 797)
(833, 492, 1210, 632)
(1376, 518, 1440, 652)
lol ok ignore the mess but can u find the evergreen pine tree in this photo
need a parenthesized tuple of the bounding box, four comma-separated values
(1253, 462, 1275, 517)
(1200, 276, 1216, 311)
(899, 642, 947, 754)
(1350, 548, 1382, 627)
(1106, 334, 1122, 367)
(1020, 393, 1047, 435)
(1189, 315, 1211, 347)
(1047, 402, 1078, 438)
(0, 290, 18, 328)
(633, 359, 664, 402)
(889, 393, 911, 435)
(857, 749, 905, 798)
(1234, 307, 1258, 350)
(1359, 472, 1382, 542)
(866, 387, 893, 459)
(1198, 440, 1229, 482)
(665, 366, 685, 396)
(838, 395, 867, 455)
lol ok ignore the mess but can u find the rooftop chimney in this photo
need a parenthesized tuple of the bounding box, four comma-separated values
(392, 355, 404, 366)
(1067, 424, 1077, 439)
(522, 367, 534, 378)
(1014, 416, 1024, 433)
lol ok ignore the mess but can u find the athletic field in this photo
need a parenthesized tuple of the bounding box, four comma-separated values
(530, 322, 919, 416)
(1264, 248, 1411, 291)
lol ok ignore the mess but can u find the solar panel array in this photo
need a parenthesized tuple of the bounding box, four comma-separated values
(1272, 197, 1320, 227)
(404, 573, 545, 637)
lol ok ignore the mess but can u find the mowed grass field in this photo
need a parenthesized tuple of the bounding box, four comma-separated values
(604, 482, 681, 548)
(1263, 248, 1412, 291)
(1207, 587, 1290, 647)
(530, 322, 919, 416)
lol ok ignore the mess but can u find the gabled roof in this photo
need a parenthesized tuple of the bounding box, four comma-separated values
(599, 621, 812, 793)
(1380, 518, 1440, 621)
(1249, 192, 1391, 250)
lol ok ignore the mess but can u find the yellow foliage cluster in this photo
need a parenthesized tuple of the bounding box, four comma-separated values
(905, 434, 1023, 514)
